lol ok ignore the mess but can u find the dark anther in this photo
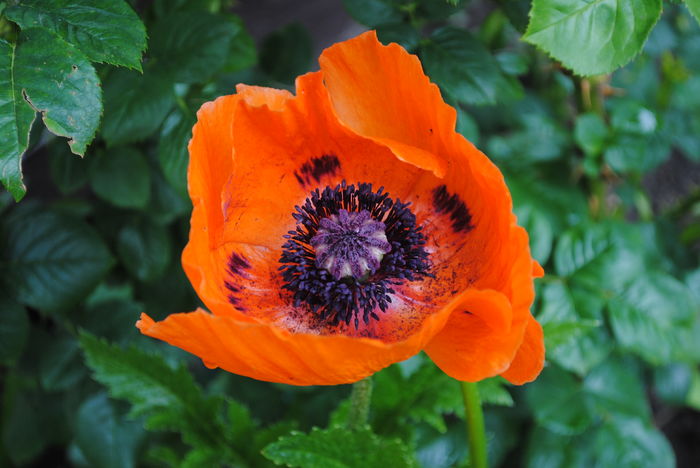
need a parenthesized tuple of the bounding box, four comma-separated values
(279, 181, 431, 328)
(294, 154, 341, 187)
(432, 185, 473, 233)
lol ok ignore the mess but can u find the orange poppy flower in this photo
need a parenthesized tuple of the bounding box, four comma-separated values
(137, 31, 544, 386)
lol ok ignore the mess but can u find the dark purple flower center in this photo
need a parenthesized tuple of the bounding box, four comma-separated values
(279, 181, 431, 328)
(311, 209, 391, 280)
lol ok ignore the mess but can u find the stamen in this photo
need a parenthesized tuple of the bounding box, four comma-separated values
(279, 181, 431, 328)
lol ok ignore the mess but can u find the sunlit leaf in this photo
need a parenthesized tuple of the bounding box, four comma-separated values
(524, 0, 662, 75)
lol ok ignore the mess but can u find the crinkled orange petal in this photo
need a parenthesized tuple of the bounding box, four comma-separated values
(136, 286, 467, 384)
(320, 31, 451, 178)
(500, 314, 545, 384)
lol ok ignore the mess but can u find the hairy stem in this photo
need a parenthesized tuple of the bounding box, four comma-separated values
(347, 377, 373, 430)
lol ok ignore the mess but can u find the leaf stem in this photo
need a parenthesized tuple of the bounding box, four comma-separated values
(460, 381, 488, 468)
(347, 377, 373, 430)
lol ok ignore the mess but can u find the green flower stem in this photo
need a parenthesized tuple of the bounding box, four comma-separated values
(347, 377, 373, 430)
(460, 381, 488, 468)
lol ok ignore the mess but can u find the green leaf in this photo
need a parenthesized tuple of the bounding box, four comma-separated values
(101, 69, 175, 146)
(537, 282, 612, 376)
(604, 132, 671, 174)
(150, 12, 240, 83)
(486, 113, 569, 164)
(79, 333, 232, 452)
(574, 113, 608, 156)
(0, 39, 35, 201)
(421, 27, 523, 105)
(477, 377, 514, 407)
(528, 359, 650, 436)
(5, 0, 146, 70)
(262, 427, 417, 468)
(0, 208, 113, 313)
(554, 223, 645, 292)
(77, 397, 141, 463)
(158, 111, 194, 196)
(582, 359, 649, 420)
(341, 0, 403, 27)
(48, 140, 90, 194)
(526, 365, 593, 435)
(654, 363, 693, 405)
(592, 416, 674, 467)
(117, 217, 171, 282)
(376, 23, 422, 51)
(607, 271, 698, 365)
(685, 0, 700, 23)
(15, 28, 101, 155)
(74, 393, 144, 468)
(508, 175, 587, 264)
(89, 147, 151, 208)
(39, 335, 86, 391)
(372, 357, 463, 434)
(79, 299, 143, 343)
(260, 23, 313, 84)
(2, 386, 50, 465)
(221, 16, 257, 73)
(525, 426, 593, 468)
(524, 0, 662, 76)
(0, 295, 28, 364)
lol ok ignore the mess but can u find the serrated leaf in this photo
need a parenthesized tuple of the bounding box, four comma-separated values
(5, 0, 146, 70)
(537, 281, 612, 375)
(101, 69, 174, 146)
(0, 208, 113, 313)
(524, 0, 662, 76)
(0, 39, 35, 201)
(79, 333, 234, 454)
(372, 357, 463, 433)
(477, 377, 514, 407)
(263, 427, 417, 468)
(685, 0, 700, 23)
(607, 271, 698, 365)
(553, 223, 645, 293)
(74, 393, 144, 468)
(421, 27, 523, 105)
(150, 12, 239, 83)
(89, 147, 151, 208)
(15, 28, 101, 155)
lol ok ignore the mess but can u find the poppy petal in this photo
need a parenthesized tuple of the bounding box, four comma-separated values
(136, 297, 460, 385)
(423, 289, 522, 381)
(500, 315, 545, 384)
(319, 31, 451, 178)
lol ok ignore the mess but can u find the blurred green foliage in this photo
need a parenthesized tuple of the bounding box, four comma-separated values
(1, 0, 700, 467)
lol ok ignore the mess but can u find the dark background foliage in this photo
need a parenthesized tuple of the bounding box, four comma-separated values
(1, 0, 700, 467)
